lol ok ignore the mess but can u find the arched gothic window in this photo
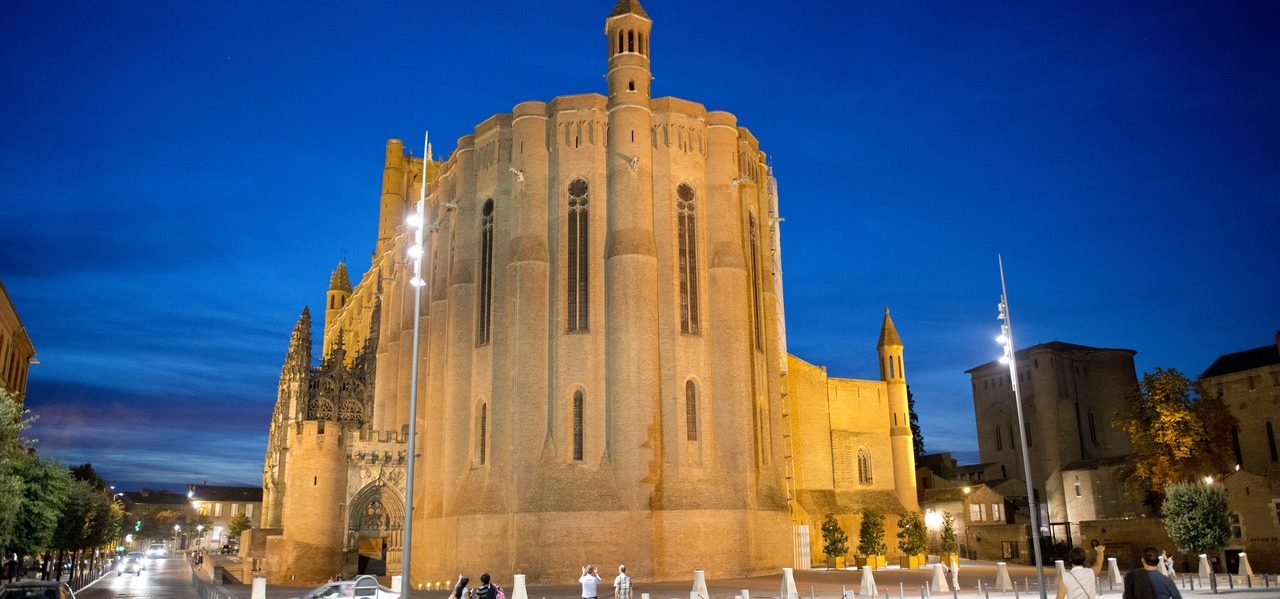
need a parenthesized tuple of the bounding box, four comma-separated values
(857, 448, 873, 485)
(685, 380, 698, 441)
(748, 213, 764, 351)
(677, 184, 700, 334)
(476, 199, 494, 345)
(572, 390, 584, 461)
(567, 179, 589, 332)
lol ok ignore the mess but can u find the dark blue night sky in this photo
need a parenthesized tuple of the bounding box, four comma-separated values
(2, 1, 1276, 490)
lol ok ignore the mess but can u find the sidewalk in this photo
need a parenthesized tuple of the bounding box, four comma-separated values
(200, 560, 1280, 599)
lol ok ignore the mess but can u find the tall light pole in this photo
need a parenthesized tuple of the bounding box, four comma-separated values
(400, 132, 431, 597)
(996, 255, 1048, 599)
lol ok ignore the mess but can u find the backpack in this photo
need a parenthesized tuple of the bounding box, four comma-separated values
(497, 585, 506, 599)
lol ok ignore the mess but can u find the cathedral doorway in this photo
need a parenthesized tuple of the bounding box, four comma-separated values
(346, 482, 404, 577)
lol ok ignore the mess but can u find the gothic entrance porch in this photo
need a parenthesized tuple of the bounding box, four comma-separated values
(344, 482, 404, 578)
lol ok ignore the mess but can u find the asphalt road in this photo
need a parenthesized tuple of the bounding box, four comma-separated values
(77, 555, 195, 599)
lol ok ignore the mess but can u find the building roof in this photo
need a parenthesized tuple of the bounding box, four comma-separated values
(965, 340, 1137, 373)
(921, 487, 969, 503)
(188, 484, 263, 502)
(123, 490, 188, 506)
(1200, 343, 1280, 379)
(609, 0, 649, 19)
(955, 462, 998, 474)
(877, 307, 902, 347)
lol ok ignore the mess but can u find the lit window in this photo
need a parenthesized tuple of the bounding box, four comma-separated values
(970, 503, 982, 521)
(245, 504, 253, 518)
(991, 503, 1001, 521)
(214, 503, 223, 517)
(1229, 513, 1243, 539)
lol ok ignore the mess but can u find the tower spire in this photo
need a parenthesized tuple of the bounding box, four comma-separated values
(609, 0, 649, 19)
(877, 306, 902, 348)
(329, 261, 352, 293)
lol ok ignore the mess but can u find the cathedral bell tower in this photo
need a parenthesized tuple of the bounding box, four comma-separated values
(879, 307, 919, 510)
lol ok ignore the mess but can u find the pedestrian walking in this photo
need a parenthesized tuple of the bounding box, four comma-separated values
(1055, 544, 1106, 599)
(580, 565, 602, 599)
(613, 565, 632, 599)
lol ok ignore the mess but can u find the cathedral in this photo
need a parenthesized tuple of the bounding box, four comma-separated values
(253, 0, 918, 586)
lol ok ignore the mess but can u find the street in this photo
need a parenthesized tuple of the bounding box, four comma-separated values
(76, 555, 194, 599)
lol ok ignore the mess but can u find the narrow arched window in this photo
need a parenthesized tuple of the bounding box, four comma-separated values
(477, 402, 488, 465)
(572, 390, 584, 461)
(676, 184, 700, 334)
(857, 448, 873, 485)
(748, 213, 764, 351)
(995, 425, 1003, 451)
(1088, 411, 1099, 446)
(618, 30, 624, 55)
(889, 356, 895, 379)
(476, 199, 494, 346)
(639, 33, 646, 56)
(567, 179, 590, 332)
(685, 380, 698, 441)
(628, 30, 635, 52)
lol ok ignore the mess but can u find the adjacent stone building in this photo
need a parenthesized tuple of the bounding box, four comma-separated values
(256, 0, 918, 586)
(188, 484, 263, 549)
(0, 278, 36, 402)
(967, 341, 1139, 542)
(1199, 332, 1280, 573)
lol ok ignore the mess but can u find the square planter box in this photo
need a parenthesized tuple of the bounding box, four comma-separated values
(899, 554, 927, 569)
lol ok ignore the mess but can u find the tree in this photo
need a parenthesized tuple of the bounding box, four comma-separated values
(138, 508, 184, 540)
(227, 513, 252, 541)
(896, 511, 928, 557)
(821, 514, 849, 566)
(939, 512, 958, 556)
(0, 388, 33, 547)
(1162, 482, 1231, 556)
(5, 452, 73, 555)
(857, 509, 887, 557)
(1113, 368, 1237, 504)
(907, 386, 925, 461)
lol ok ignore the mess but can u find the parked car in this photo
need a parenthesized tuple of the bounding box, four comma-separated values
(117, 555, 143, 576)
(219, 544, 238, 555)
(0, 579, 76, 598)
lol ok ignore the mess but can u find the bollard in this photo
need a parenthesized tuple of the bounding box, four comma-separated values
(1013, 581, 1019, 599)
(692, 569, 710, 599)
(744, 589, 752, 599)
(1228, 571, 1234, 589)
(811, 586, 815, 599)
(251, 576, 266, 599)
(512, 575, 530, 599)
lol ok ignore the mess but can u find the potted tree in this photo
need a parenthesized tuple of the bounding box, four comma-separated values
(856, 509, 887, 569)
(821, 514, 849, 569)
(896, 511, 929, 569)
(940, 512, 959, 568)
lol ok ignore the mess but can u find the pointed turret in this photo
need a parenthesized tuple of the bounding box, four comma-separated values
(876, 307, 918, 510)
(287, 307, 313, 367)
(609, 0, 649, 18)
(329, 261, 352, 293)
(877, 306, 902, 349)
(325, 261, 353, 342)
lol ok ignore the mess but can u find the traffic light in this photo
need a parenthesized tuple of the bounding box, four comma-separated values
(135, 520, 142, 532)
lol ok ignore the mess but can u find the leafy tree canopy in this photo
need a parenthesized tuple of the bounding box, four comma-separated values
(227, 513, 252, 540)
(940, 512, 958, 555)
(821, 514, 849, 561)
(1162, 482, 1231, 555)
(896, 511, 928, 556)
(1113, 368, 1237, 502)
(857, 509, 887, 556)
(908, 386, 925, 461)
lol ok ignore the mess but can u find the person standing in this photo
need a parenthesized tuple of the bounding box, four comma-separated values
(1123, 547, 1183, 599)
(453, 575, 472, 599)
(613, 565, 632, 599)
(580, 565, 602, 599)
(474, 573, 498, 599)
(1056, 544, 1106, 599)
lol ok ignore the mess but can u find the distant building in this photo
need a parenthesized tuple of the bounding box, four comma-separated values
(188, 483, 263, 549)
(1199, 332, 1280, 573)
(919, 484, 1022, 561)
(0, 278, 36, 402)
(967, 341, 1139, 542)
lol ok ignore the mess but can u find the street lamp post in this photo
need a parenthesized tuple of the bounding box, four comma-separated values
(995, 255, 1048, 599)
(400, 132, 431, 597)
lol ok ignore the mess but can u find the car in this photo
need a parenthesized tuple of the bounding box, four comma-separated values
(289, 576, 399, 599)
(145, 542, 166, 557)
(116, 555, 143, 576)
(0, 579, 76, 598)
(219, 543, 238, 555)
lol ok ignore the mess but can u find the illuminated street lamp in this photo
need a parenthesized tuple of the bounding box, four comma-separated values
(995, 255, 1048, 599)
(400, 132, 432, 596)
